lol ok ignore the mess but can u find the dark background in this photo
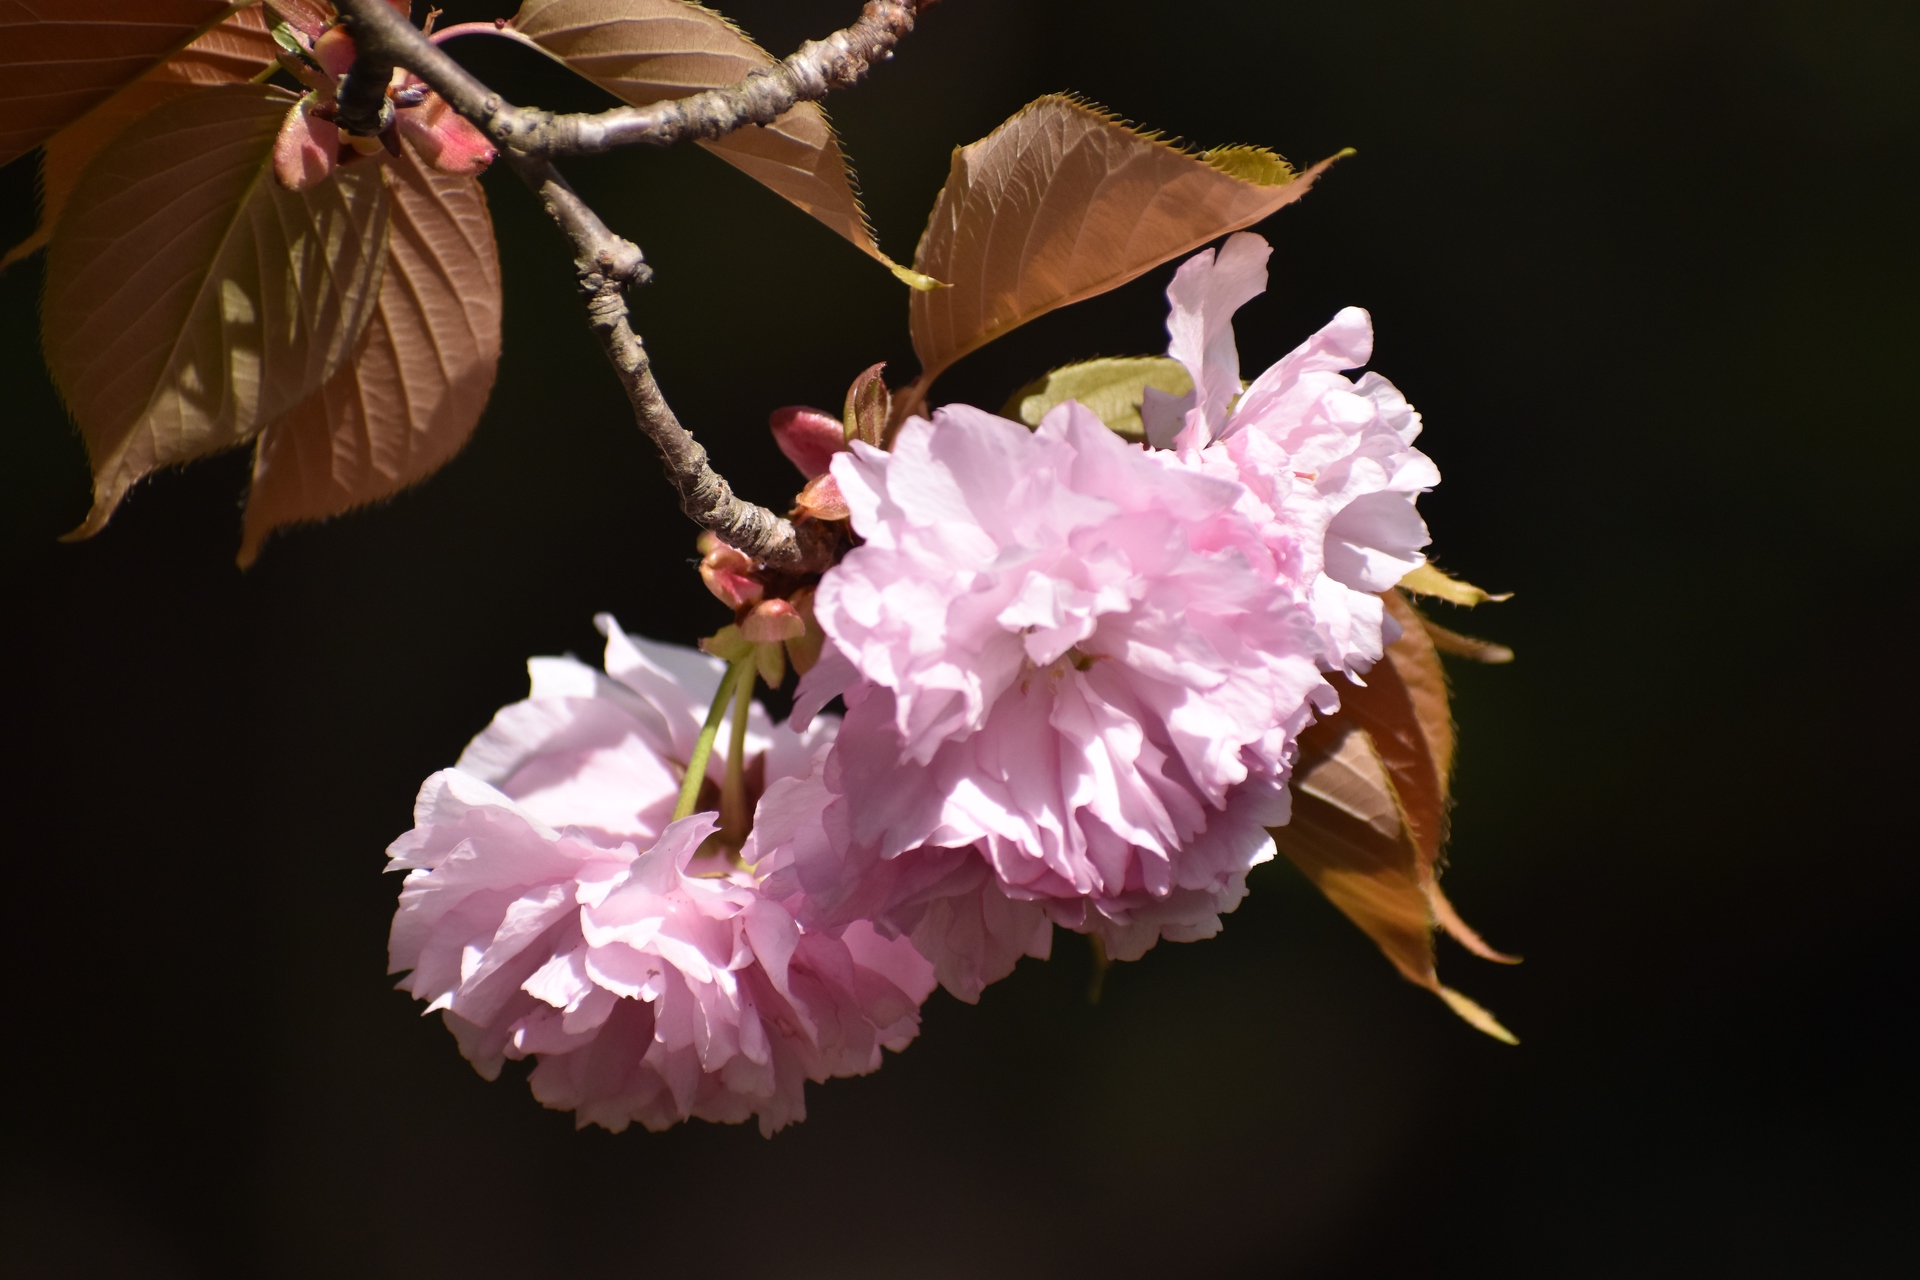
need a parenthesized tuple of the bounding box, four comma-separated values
(2, 1, 1914, 1275)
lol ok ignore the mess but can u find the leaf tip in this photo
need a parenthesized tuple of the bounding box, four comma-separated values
(889, 261, 946, 291)
(1, 228, 49, 271)
(1398, 562, 1510, 607)
(1439, 987, 1518, 1044)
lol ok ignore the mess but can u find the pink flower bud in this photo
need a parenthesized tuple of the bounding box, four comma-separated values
(769, 406, 847, 479)
(741, 598, 805, 644)
(698, 540, 762, 609)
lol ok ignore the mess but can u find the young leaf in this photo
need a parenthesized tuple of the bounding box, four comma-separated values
(1270, 589, 1516, 1041)
(1004, 355, 1193, 440)
(841, 361, 889, 447)
(240, 145, 502, 565)
(43, 83, 391, 539)
(902, 96, 1345, 409)
(0, 0, 238, 166)
(510, 0, 924, 284)
(4, 4, 281, 269)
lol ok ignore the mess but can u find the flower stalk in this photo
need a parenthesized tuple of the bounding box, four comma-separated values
(672, 658, 749, 822)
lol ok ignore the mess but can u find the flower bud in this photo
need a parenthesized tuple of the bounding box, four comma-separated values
(769, 406, 847, 479)
(741, 598, 805, 644)
(698, 538, 762, 609)
(794, 472, 850, 522)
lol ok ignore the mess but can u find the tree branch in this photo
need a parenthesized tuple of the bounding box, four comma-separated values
(328, 1, 914, 568)
(334, 0, 922, 157)
(506, 155, 834, 571)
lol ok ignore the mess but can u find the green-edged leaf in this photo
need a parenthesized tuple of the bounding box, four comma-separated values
(240, 144, 501, 565)
(1271, 589, 1516, 1041)
(902, 96, 1345, 412)
(510, 0, 925, 284)
(1004, 355, 1193, 440)
(5, 3, 280, 269)
(44, 82, 391, 538)
(0, 0, 241, 166)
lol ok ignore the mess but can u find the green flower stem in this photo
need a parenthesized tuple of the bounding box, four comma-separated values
(719, 657, 758, 848)
(672, 658, 748, 822)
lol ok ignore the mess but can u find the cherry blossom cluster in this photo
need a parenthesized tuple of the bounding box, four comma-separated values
(387, 233, 1440, 1133)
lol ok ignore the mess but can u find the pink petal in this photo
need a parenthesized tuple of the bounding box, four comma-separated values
(1163, 231, 1271, 447)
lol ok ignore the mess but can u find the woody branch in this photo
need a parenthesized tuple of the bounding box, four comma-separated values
(329, 0, 925, 570)
(332, 0, 923, 156)
(506, 154, 833, 569)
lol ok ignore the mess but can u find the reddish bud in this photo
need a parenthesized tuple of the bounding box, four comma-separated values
(741, 599, 805, 644)
(795, 472, 850, 522)
(311, 25, 357, 79)
(396, 90, 496, 176)
(769, 406, 847, 479)
(274, 99, 339, 191)
(698, 539, 762, 609)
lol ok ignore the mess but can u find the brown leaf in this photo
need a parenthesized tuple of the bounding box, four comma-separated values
(5, 4, 279, 268)
(43, 83, 392, 538)
(239, 143, 501, 565)
(510, 0, 922, 282)
(1270, 590, 1517, 1041)
(0, 0, 238, 167)
(901, 96, 1344, 410)
(1420, 617, 1515, 665)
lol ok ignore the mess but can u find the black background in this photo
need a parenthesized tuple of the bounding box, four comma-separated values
(2, 1, 1914, 1275)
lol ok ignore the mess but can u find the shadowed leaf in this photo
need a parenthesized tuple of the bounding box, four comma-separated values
(901, 96, 1344, 413)
(5, 4, 279, 268)
(0, 0, 239, 166)
(240, 144, 501, 565)
(44, 83, 391, 538)
(1004, 355, 1193, 440)
(1272, 590, 1516, 1040)
(510, 0, 925, 284)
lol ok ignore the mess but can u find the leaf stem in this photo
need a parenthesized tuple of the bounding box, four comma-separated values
(428, 22, 541, 50)
(673, 659, 749, 822)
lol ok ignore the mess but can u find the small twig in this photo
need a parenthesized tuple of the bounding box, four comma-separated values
(507, 154, 833, 570)
(334, 0, 921, 158)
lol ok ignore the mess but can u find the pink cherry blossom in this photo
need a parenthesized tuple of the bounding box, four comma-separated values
(1143, 232, 1441, 672)
(387, 618, 933, 1135)
(768, 400, 1332, 990)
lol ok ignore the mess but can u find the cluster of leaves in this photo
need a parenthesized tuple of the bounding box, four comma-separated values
(4, 0, 1514, 1030)
(4, 0, 1337, 560)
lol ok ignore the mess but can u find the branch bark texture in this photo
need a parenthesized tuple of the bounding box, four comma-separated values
(336, 0, 921, 157)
